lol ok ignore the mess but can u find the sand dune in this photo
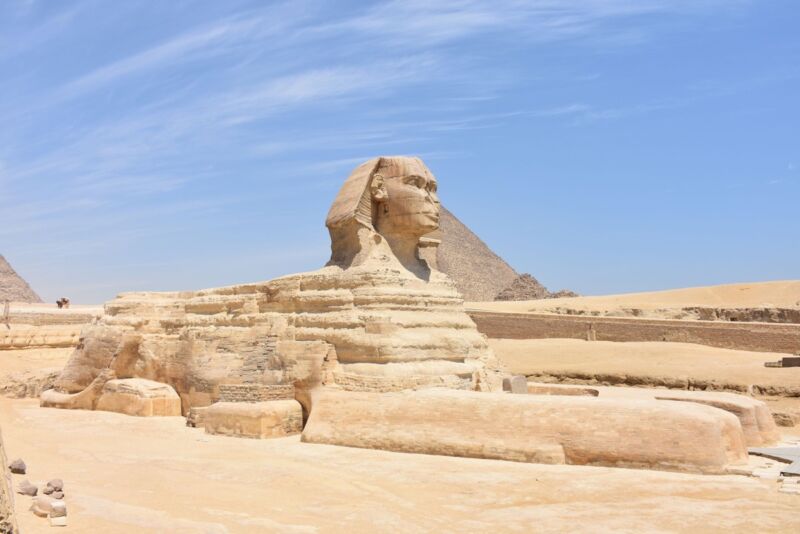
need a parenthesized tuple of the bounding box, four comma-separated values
(468, 280, 800, 315)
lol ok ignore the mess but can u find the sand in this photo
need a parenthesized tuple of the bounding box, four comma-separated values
(1, 398, 798, 533)
(468, 280, 800, 315)
(0, 348, 72, 375)
(490, 338, 800, 388)
(0, 347, 72, 370)
(490, 338, 800, 424)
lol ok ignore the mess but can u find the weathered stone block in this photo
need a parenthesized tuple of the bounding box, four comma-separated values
(204, 400, 303, 439)
(302, 389, 748, 474)
(95, 378, 181, 417)
(654, 391, 780, 447)
(502, 375, 528, 394)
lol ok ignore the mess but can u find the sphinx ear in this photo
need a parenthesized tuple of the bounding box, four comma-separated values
(370, 174, 388, 202)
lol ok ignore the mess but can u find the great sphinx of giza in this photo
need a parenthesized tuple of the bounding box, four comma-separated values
(42, 157, 503, 415)
(42, 156, 775, 474)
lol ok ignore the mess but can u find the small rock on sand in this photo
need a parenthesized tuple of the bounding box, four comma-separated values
(8, 458, 26, 474)
(17, 479, 37, 496)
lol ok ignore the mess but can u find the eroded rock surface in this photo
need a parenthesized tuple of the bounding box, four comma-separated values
(302, 389, 748, 474)
(44, 157, 504, 417)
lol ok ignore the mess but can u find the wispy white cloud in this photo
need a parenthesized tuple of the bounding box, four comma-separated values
(0, 0, 767, 303)
(55, 15, 270, 100)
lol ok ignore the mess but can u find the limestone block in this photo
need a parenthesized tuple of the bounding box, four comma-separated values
(95, 378, 181, 417)
(653, 391, 780, 447)
(30, 495, 55, 517)
(32, 495, 68, 526)
(302, 389, 749, 474)
(502, 375, 527, 394)
(204, 400, 303, 439)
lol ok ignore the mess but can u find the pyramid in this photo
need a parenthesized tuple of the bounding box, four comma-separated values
(437, 207, 576, 301)
(0, 255, 43, 303)
(437, 206, 519, 301)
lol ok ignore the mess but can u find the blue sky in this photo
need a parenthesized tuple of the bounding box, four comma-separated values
(1, 0, 798, 303)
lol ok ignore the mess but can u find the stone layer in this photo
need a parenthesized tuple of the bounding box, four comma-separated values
(470, 311, 800, 354)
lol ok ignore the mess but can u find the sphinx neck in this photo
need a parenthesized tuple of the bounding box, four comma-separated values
(381, 233, 428, 277)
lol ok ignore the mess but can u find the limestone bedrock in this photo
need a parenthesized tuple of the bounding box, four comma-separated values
(40, 156, 760, 473)
(301, 389, 749, 474)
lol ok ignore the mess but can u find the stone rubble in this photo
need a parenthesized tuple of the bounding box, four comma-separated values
(16, 480, 37, 497)
(7, 459, 25, 475)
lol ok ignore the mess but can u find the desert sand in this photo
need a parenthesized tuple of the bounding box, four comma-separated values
(468, 280, 800, 315)
(491, 338, 800, 388)
(1, 398, 798, 533)
(490, 338, 800, 425)
(0, 348, 71, 376)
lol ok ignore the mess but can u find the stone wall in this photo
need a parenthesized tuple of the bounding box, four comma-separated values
(5, 312, 97, 326)
(0, 428, 18, 534)
(469, 312, 800, 354)
(217, 384, 295, 403)
(0, 325, 82, 350)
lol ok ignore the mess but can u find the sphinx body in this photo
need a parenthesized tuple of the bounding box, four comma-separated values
(45, 157, 503, 416)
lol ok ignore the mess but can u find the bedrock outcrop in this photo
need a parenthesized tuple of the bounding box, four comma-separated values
(301, 389, 749, 474)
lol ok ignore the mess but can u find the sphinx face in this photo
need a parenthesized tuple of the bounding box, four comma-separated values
(374, 169, 440, 237)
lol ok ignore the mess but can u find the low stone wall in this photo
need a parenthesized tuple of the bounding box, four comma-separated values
(0, 325, 82, 350)
(217, 384, 295, 403)
(5, 312, 96, 326)
(469, 312, 800, 354)
(0, 428, 18, 534)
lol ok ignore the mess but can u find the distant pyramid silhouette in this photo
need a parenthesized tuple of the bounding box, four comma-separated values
(0, 255, 42, 303)
(437, 206, 519, 301)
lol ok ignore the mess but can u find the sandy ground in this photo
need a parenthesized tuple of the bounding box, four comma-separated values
(490, 338, 800, 422)
(491, 338, 800, 388)
(1, 399, 798, 534)
(468, 280, 800, 314)
(0, 347, 72, 375)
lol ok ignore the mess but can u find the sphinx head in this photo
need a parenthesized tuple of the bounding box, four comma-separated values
(325, 156, 441, 269)
(371, 157, 440, 238)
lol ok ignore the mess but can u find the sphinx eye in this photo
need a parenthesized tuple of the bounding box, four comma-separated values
(428, 182, 437, 193)
(405, 176, 425, 188)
